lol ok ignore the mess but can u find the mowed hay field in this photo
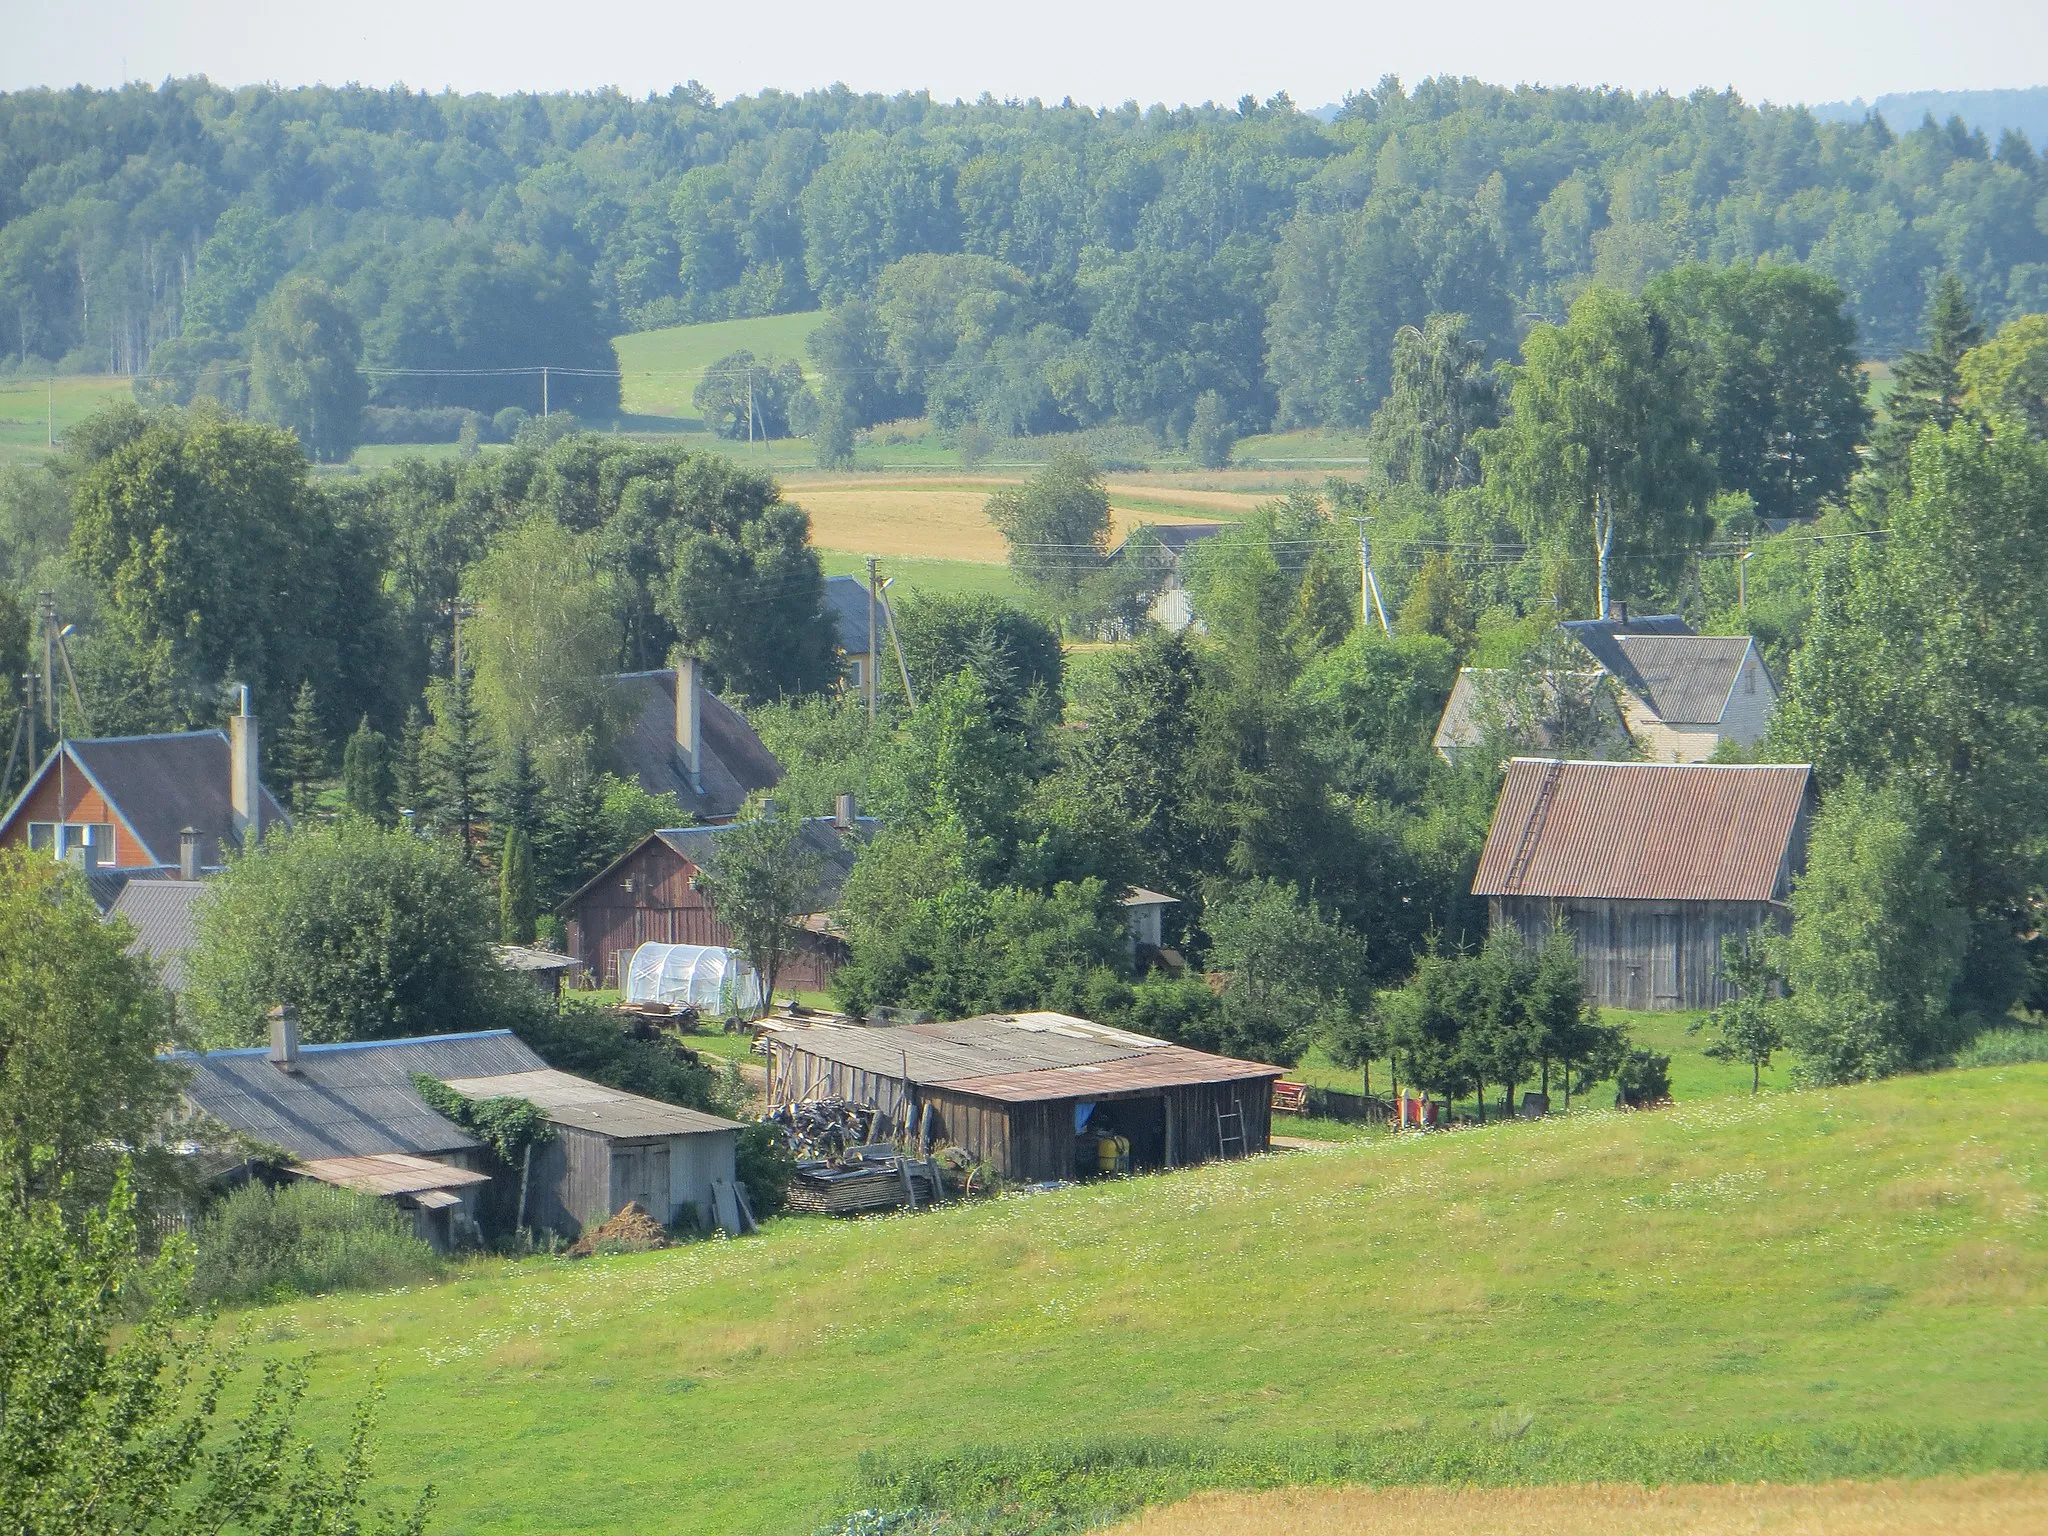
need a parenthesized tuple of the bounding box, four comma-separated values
(248, 1065, 2048, 1533)
(612, 312, 828, 421)
(783, 475, 1263, 563)
(1109, 1476, 2048, 1535)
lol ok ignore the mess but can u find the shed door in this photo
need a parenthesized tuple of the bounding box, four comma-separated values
(1652, 914, 1682, 1008)
(611, 1145, 670, 1225)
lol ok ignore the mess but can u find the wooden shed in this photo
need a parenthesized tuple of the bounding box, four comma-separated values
(1473, 758, 1816, 1010)
(763, 1012, 1281, 1183)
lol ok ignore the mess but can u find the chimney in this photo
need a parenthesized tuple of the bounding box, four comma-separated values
(230, 685, 260, 844)
(179, 826, 200, 881)
(834, 791, 857, 830)
(674, 656, 703, 796)
(759, 795, 779, 820)
(267, 1005, 300, 1071)
(1606, 599, 1629, 623)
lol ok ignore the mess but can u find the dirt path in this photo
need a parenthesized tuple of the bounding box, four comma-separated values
(1101, 1476, 2048, 1535)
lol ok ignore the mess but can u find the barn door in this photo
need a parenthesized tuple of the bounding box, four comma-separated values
(1652, 915, 1682, 1008)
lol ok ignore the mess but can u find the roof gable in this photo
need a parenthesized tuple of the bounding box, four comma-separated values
(823, 575, 873, 656)
(558, 816, 878, 914)
(2, 732, 288, 864)
(1473, 758, 1813, 903)
(1609, 635, 1757, 724)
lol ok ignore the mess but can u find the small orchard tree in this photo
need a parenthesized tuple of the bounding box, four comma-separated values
(985, 453, 1112, 624)
(1692, 932, 1784, 1091)
(0, 1161, 430, 1534)
(696, 812, 829, 1012)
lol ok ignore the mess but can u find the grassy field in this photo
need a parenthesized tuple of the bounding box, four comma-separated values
(246, 1062, 2048, 1532)
(0, 373, 134, 464)
(613, 313, 828, 422)
(1109, 1476, 2048, 1535)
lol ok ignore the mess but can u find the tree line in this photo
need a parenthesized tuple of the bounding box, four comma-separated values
(3, 76, 2046, 458)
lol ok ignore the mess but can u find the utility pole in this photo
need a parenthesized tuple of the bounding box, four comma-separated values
(541, 366, 549, 419)
(38, 591, 55, 734)
(1350, 518, 1391, 634)
(1738, 545, 1752, 615)
(47, 378, 54, 447)
(865, 557, 879, 724)
(747, 371, 756, 453)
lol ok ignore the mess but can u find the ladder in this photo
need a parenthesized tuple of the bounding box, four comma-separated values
(1502, 758, 1566, 894)
(1216, 1098, 1247, 1160)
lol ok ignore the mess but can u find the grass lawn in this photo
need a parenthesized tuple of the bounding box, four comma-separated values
(0, 373, 134, 464)
(1229, 426, 1377, 467)
(613, 313, 828, 420)
(250, 1063, 2048, 1533)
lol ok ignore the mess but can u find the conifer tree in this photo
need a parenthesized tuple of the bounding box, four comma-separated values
(499, 825, 537, 944)
(280, 681, 327, 817)
(340, 716, 395, 825)
(429, 670, 489, 863)
(1874, 272, 1984, 485)
(492, 736, 545, 839)
(392, 705, 432, 829)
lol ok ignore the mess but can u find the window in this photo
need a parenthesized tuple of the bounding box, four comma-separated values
(30, 822, 115, 864)
(27, 821, 55, 852)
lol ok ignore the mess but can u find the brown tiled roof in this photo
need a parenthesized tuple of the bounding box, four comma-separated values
(1473, 758, 1812, 903)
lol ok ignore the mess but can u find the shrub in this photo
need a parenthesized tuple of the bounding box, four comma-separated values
(1614, 1049, 1673, 1108)
(736, 1121, 796, 1219)
(192, 1180, 441, 1304)
(1955, 1028, 2048, 1068)
(513, 998, 729, 1114)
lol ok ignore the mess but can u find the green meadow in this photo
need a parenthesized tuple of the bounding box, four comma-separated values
(613, 311, 828, 422)
(0, 373, 134, 464)
(246, 1063, 2048, 1533)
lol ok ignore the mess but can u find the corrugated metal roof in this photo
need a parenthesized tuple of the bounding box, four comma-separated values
(1610, 635, 1756, 724)
(1473, 758, 1812, 903)
(108, 878, 209, 991)
(173, 1030, 547, 1160)
(767, 1011, 1279, 1103)
(1560, 613, 1695, 677)
(438, 1067, 742, 1139)
(292, 1153, 490, 1196)
(495, 945, 583, 973)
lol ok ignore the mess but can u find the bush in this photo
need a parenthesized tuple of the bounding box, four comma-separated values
(192, 1180, 441, 1304)
(1614, 1049, 1673, 1108)
(1955, 1027, 2048, 1068)
(358, 405, 492, 444)
(736, 1121, 796, 1218)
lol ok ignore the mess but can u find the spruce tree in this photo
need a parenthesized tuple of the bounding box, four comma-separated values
(428, 671, 489, 863)
(499, 825, 537, 944)
(1874, 272, 1984, 485)
(392, 706, 433, 830)
(340, 716, 395, 825)
(492, 736, 545, 839)
(281, 681, 327, 817)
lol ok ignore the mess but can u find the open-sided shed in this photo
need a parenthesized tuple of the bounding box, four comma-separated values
(763, 1012, 1281, 1183)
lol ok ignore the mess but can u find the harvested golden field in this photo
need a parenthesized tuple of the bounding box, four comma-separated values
(783, 476, 1243, 561)
(1106, 1475, 2048, 1535)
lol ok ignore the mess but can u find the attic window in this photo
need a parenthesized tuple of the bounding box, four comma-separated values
(29, 821, 113, 865)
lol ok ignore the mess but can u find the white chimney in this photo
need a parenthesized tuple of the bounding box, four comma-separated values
(267, 1004, 300, 1070)
(835, 791, 857, 830)
(230, 685, 260, 844)
(675, 656, 703, 796)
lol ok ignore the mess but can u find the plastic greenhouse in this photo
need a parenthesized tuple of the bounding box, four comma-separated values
(623, 943, 763, 1015)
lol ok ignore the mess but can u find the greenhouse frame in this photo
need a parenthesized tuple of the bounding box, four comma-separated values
(623, 942, 763, 1015)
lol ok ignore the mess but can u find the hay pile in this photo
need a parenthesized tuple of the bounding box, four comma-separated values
(567, 1201, 670, 1257)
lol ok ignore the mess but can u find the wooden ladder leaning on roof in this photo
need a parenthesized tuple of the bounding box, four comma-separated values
(1501, 758, 1567, 895)
(1216, 1097, 1247, 1160)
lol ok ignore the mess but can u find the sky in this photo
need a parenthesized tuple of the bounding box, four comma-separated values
(6, 0, 2045, 110)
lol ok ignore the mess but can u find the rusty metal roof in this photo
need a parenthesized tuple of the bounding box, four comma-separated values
(291, 1153, 489, 1197)
(1473, 758, 1813, 903)
(765, 1011, 1280, 1103)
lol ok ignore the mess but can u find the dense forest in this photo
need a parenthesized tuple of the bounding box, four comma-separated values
(3, 76, 2047, 446)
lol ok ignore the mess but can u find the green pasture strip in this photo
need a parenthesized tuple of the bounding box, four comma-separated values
(816, 550, 1023, 602)
(613, 313, 828, 418)
(246, 1064, 2048, 1533)
(0, 374, 134, 463)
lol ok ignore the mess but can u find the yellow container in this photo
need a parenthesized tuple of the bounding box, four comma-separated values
(1096, 1134, 1129, 1174)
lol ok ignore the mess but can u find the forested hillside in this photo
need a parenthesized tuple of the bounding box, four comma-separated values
(3, 76, 2046, 445)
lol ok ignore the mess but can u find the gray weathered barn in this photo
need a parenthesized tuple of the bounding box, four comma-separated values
(764, 1012, 1281, 1182)
(174, 1024, 742, 1243)
(1473, 758, 1815, 1010)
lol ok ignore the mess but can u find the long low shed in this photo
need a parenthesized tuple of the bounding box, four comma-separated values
(764, 1012, 1282, 1183)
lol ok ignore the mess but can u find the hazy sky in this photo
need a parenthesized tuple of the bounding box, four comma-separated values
(8, 0, 2045, 109)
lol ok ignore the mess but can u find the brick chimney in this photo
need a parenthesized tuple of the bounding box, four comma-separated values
(229, 685, 260, 845)
(267, 1004, 300, 1071)
(179, 826, 200, 881)
(674, 656, 703, 796)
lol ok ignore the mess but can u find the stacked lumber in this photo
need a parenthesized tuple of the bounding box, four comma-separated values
(784, 1157, 940, 1216)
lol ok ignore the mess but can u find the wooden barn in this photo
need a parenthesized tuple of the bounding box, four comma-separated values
(558, 807, 876, 991)
(1473, 758, 1816, 1011)
(763, 1012, 1282, 1183)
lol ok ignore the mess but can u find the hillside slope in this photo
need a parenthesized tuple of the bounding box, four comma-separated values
(269, 1066, 2048, 1533)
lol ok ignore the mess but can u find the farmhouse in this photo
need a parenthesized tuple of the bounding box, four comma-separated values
(0, 693, 288, 882)
(558, 801, 877, 991)
(763, 1011, 1281, 1183)
(1433, 613, 1777, 764)
(1474, 757, 1815, 1011)
(611, 657, 783, 822)
(174, 1019, 742, 1244)
(824, 573, 878, 696)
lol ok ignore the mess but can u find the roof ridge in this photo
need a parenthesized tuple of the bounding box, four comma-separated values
(178, 1028, 516, 1061)
(70, 728, 231, 745)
